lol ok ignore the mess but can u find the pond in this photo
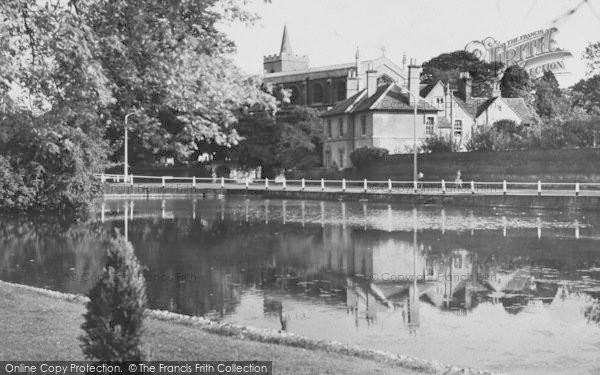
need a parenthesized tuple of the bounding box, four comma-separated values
(1, 196, 600, 374)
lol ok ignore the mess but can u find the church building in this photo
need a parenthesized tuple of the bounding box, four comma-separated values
(262, 26, 407, 110)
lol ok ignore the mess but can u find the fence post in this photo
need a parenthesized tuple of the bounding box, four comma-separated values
(413, 180, 418, 193)
(162, 176, 166, 187)
(265, 178, 269, 190)
(283, 177, 286, 190)
(503, 180, 507, 195)
(575, 182, 580, 197)
(245, 177, 249, 190)
(471, 181, 475, 194)
(321, 178, 325, 191)
(388, 179, 392, 193)
(342, 178, 346, 192)
(537, 180, 542, 196)
(441, 179, 446, 194)
(192, 176, 196, 188)
(100, 173, 105, 183)
(130, 175, 134, 186)
(363, 179, 367, 193)
(221, 177, 225, 189)
(302, 178, 305, 191)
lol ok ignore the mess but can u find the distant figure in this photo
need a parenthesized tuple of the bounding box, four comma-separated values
(417, 171, 424, 190)
(455, 169, 463, 190)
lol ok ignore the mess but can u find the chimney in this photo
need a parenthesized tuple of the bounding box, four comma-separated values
(346, 69, 359, 97)
(366, 64, 377, 97)
(459, 72, 472, 101)
(408, 61, 422, 106)
(492, 78, 501, 97)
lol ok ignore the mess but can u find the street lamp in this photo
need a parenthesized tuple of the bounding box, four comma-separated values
(404, 90, 420, 191)
(124, 111, 137, 184)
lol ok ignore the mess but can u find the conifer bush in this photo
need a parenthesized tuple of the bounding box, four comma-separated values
(80, 235, 147, 361)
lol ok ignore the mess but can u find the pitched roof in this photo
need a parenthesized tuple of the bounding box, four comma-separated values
(420, 81, 442, 98)
(503, 98, 534, 123)
(321, 83, 439, 117)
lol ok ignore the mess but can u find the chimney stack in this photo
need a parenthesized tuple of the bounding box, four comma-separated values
(458, 72, 472, 101)
(408, 61, 422, 106)
(366, 64, 377, 97)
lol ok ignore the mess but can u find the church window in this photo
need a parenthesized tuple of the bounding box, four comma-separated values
(338, 118, 344, 137)
(360, 115, 367, 135)
(336, 83, 346, 101)
(312, 83, 324, 103)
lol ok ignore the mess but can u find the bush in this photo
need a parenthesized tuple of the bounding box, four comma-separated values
(349, 147, 389, 169)
(466, 120, 531, 152)
(422, 133, 460, 153)
(80, 235, 147, 361)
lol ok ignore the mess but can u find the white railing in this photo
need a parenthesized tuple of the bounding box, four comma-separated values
(95, 173, 600, 197)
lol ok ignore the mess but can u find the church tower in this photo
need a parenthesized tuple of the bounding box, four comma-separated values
(263, 25, 309, 73)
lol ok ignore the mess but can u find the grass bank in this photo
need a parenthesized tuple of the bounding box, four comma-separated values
(0, 281, 475, 375)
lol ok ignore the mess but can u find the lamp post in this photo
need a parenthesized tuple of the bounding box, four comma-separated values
(405, 90, 419, 189)
(124, 111, 136, 184)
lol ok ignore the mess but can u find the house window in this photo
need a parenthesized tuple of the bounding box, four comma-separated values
(454, 120, 463, 136)
(324, 150, 332, 167)
(436, 97, 444, 104)
(338, 148, 344, 169)
(360, 115, 367, 135)
(327, 120, 332, 138)
(425, 116, 435, 135)
(338, 118, 344, 137)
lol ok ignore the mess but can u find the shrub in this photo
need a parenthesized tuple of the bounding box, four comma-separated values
(80, 235, 147, 361)
(422, 133, 460, 153)
(349, 147, 389, 169)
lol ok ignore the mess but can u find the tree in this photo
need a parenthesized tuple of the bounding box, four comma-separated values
(421, 51, 503, 97)
(229, 106, 323, 178)
(571, 75, 600, 116)
(501, 65, 532, 99)
(583, 41, 600, 76)
(80, 235, 147, 361)
(534, 71, 562, 119)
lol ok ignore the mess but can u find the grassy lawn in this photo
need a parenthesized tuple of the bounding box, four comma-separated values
(0, 283, 425, 375)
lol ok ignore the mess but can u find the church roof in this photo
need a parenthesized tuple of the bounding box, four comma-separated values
(321, 83, 439, 117)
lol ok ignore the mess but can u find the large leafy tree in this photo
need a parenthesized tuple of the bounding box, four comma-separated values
(500, 65, 532, 99)
(571, 75, 600, 116)
(0, 0, 275, 211)
(421, 51, 503, 97)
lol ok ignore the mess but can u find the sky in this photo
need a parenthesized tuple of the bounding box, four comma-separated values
(220, 0, 600, 87)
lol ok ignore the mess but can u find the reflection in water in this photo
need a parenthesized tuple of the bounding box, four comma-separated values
(1, 198, 600, 374)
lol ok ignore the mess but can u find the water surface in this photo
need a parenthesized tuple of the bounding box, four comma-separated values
(1, 197, 600, 374)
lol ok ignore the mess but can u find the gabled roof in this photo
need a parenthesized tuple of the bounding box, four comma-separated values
(420, 81, 444, 98)
(321, 83, 439, 117)
(503, 98, 535, 123)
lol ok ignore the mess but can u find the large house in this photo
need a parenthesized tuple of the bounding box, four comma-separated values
(262, 26, 407, 110)
(320, 64, 439, 169)
(420, 73, 535, 148)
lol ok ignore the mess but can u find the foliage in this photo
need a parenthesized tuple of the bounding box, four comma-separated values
(228, 106, 323, 178)
(571, 75, 600, 116)
(465, 120, 530, 151)
(422, 133, 460, 153)
(583, 41, 600, 76)
(0, 114, 105, 213)
(80, 234, 147, 361)
(421, 51, 503, 97)
(500, 65, 532, 99)
(349, 147, 389, 169)
(534, 71, 562, 119)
